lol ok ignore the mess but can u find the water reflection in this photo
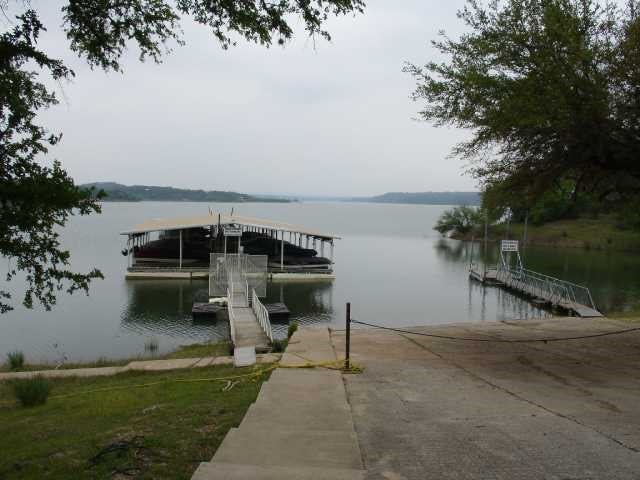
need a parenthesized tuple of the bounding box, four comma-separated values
(119, 278, 335, 342)
(437, 239, 551, 320)
(121, 279, 229, 341)
(265, 281, 334, 339)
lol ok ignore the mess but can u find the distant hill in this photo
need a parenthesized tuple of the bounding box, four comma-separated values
(361, 191, 481, 206)
(82, 182, 291, 203)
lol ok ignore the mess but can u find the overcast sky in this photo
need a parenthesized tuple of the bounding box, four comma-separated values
(16, 0, 476, 196)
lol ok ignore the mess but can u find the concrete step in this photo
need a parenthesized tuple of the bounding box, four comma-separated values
(192, 462, 365, 480)
(246, 391, 352, 422)
(212, 428, 362, 470)
(261, 372, 347, 396)
(239, 404, 355, 433)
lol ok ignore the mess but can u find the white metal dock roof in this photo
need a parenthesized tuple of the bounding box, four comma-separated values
(120, 213, 340, 240)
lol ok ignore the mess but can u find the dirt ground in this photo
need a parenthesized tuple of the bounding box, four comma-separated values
(331, 316, 640, 480)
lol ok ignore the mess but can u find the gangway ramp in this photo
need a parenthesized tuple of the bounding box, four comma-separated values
(212, 254, 273, 362)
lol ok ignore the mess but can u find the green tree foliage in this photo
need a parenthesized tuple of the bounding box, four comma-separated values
(482, 179, 593, 225)
(0, 0, 365, 313)
(405, 0, 640, 205)
(434, 206, 483, 236)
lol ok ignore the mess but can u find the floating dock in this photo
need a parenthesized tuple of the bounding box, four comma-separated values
(470, 240, 603, 318)
(265, 303, 290, 323)
(470, 265, 603, 317)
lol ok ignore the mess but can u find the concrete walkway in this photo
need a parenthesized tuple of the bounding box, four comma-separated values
(0, 353, 280, 381)
(332, 316, 640, 480)
(192, 327, 365, 480)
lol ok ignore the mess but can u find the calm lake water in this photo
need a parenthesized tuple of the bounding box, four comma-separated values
(1, 201, 639, 363)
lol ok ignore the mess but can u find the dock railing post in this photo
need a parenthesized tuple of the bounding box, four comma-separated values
(345, 302, 351, 370)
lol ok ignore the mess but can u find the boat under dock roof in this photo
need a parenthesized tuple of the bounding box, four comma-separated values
(120, 213, 340, 240)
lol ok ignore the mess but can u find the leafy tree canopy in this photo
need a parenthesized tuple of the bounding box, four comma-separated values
(434, 205, 484, 236)
(0, 0, 365, 313)
(406, 0, 640, 205)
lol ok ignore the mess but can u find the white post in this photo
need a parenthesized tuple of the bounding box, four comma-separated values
(306, 235, 309, 249)
(330, 240, 334, 264)
(179, 230, 183, 269)
(280, 232, 284, 271)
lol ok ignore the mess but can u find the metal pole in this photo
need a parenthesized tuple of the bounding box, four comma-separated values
(179, 230, 183, 269)
(345, 302, 351, 370)
(523, 211, 529, 263)
(280, 232, 284, 271)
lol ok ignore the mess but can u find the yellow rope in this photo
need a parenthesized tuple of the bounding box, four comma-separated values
(1, 359, 363, 406)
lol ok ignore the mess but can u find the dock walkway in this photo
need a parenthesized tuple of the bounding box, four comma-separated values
(470, 266, 603, 317)
(227, 279, 271, 354)
(192, 327, 365, 480)
(232, 307, 270, 352)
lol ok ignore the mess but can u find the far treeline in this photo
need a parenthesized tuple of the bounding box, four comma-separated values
(416, 0, 640, 249)
(359, 192, 480, 205)
(82, 183, 291, 203)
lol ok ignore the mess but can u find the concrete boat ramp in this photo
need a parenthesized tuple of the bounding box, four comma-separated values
(192, 328, 364, 480)
(195, 317, 640, 480)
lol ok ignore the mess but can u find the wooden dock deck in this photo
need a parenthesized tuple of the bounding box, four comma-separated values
(470, 266, 603, 318)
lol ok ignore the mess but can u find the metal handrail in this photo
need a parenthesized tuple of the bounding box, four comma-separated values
(252, 288, 273, 341)
(496, 265, 596, 310)
(226, 287, 236, 345)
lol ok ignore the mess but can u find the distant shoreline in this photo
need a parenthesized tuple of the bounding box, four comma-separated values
(83, 182, 481, 206)
(83, 182, 293, 203)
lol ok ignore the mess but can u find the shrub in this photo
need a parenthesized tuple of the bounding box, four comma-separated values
(13, 376, 51, 407)
(144, 338, 159, 354)
(6, 350, 24, 370)
(434, 206, 483, 236)
(271, 339, 287, 353)
(287, 322, 298, 339)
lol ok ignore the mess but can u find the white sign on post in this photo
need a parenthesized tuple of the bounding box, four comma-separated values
(223, 225, 242, 237)
(501, 240, 519, 252)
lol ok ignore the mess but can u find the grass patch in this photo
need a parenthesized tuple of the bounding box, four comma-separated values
(287, 322, 299, 339)
(270, 339, 287, 353)
(163, 341, 232, 360)
(606, 306, 640, 322)
(12, 376, 50, 407)
(0, 363, 272, 479)
(6, 351, 24, 370)
(454, 216, 640, 252)
(1, 342, 233, 373)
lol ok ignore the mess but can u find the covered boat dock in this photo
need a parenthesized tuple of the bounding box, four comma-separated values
(120, 212, 339, 280)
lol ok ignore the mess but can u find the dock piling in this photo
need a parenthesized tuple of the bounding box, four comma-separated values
(345, 302, 351, 370)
